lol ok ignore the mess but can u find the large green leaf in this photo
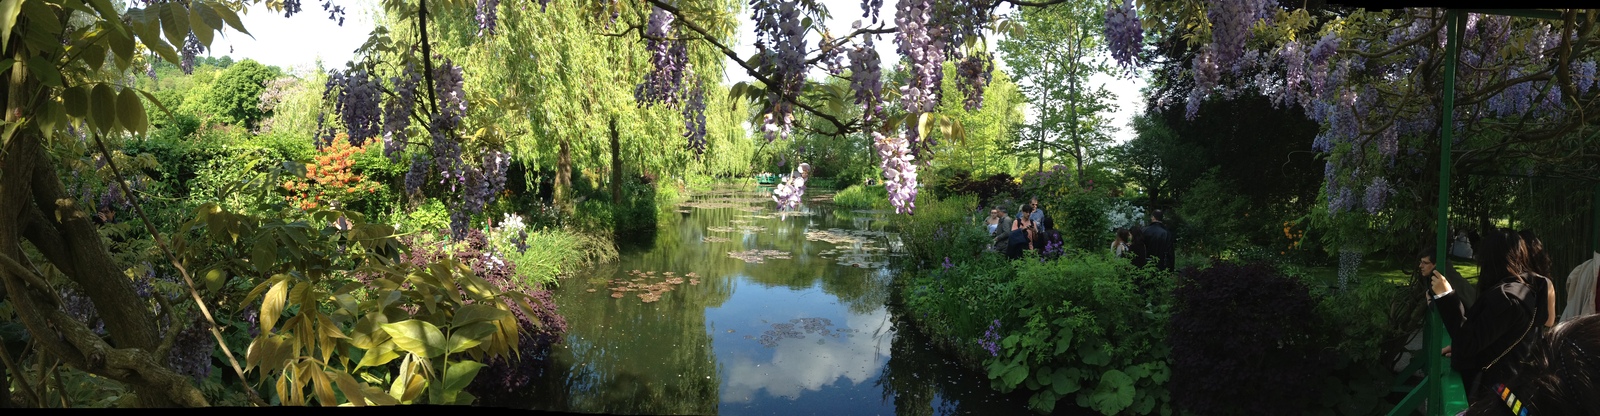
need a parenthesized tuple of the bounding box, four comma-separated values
(187, 2, 215, 47)
(208, 1, 250, 37)
(1051, 369, 1080, 395)
(88, 83, 116, 133)
(1002, 364, 1028, 387)
(158, 2, 189, 49)
(356, 340, 400, 368)
(441, 360, 485, 394)
(62, 85, 88, 118)
(446, 321, 498, 354)
(116, 87, 148, 133)
(451, 304, 510, 329)
(1090, 369, 1136, 414)
(381, 319, 448, 358)
(0, 0, 21, 52)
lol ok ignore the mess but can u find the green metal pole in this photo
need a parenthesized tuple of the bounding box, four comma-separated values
(1431, 10, 1470, 416)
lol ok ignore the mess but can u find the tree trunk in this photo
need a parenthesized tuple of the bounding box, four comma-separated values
(1068, 24, 1084, 181)
(0, 132, 206, 407)
(611, 117, 621, 205)
(557, 138, 572, 206)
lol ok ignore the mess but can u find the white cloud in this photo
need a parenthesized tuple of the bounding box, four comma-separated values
(720, 308, 894, 402)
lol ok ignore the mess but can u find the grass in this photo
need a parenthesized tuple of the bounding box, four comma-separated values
(832, 184, 890, 209)
(1300, 257, 1481, 288)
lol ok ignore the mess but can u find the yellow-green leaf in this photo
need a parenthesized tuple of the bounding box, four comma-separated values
(88, 83, 116, 134)
(328, 371, 366, 407)
(62, 85, 88, 119)
(202, 268, 227, 293)
(0, 0, 22, 52)
(261, 279, 290, 333)
(380, 319, 448, 358)
(446, 321, 497, 354)
(451, 304, 509, 329)
(209, 1, 250, 37)
(355, 340, 400, 368)
(441, 360, 485, 395)
(116, 87, 148, 133)
(310, 366, 338, 406)
(81, 43, 106, 71)
(348, 312, 390, 350)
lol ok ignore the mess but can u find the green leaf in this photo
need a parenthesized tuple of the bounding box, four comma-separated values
(348, 313, 391, 350)
(1079, 342, 1110, 366)
(202, 268, 227, 293)
(252, 235, 278, 272)
(81, 43, 106, 71)
(0, 0, 21, 52)
(159, 2, 190, 50)
(916, 112, 932, 142)
(20, 0, 60, 36)
(209, 1, 251, 37)
(1051, 369, 1080, 395)
(446, 321, 497, 354)
(451, 304, 510, 329)
(1053, 327, 1073, 355)
(1090, 369, 1136, 414)
(116, 87, 148, 133)
(1002, 364, 1028, 387)
(187, 2, 214, 47)
(381, 319, 448, 358)
(62, 86, 88, 118)
(89, 83, 117, 133)
(356, 340, 400, 369)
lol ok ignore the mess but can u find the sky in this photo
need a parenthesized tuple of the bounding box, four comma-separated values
(223, 0, 1146, 143)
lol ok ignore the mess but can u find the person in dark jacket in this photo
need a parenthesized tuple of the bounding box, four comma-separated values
(1433, 229, 1558, 403)
(1135, 209, 1175, 271)
(1463, 314, 1600, 416)
(1420, 246, 1477, 309)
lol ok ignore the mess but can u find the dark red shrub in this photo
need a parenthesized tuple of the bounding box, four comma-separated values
(1167, 260, 1334, 415)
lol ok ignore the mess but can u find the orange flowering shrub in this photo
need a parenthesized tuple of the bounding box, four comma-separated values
(283, 134, 382, 211)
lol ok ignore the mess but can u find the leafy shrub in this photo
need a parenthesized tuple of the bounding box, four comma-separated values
(902, 250, 1174, 414)
(832, 184, 889, 209)
(929, 169, 1022, 208)
(400, 199, 452, 233)
(892, 194, 990, 268)
(392, 230, 568, 404)
(1168, 261, 1335, 415)
(1173, 168, 1253, 257)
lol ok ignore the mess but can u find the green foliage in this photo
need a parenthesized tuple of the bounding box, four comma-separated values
(401, 199, 453, 234)
(1174, 167, 1252, 256)
(197, 59, 280, 128)
(169, 204, 532, 405)
(921, 64, 1026, 178)
(903, 250, 1174, 414)
(891, 194, 990, 268)
(1019, 165, 1113, 252)
(832, 184, 889, 210)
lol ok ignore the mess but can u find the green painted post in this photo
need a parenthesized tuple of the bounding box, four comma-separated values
(1592, 184, 1598, 254)
(1430, 10, 1470, 416)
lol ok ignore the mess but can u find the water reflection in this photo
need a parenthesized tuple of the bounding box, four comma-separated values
(506, 186, 1038, 415)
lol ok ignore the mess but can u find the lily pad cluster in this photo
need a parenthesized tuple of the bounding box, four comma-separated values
(727, 249, 791, 263)
(601, 270, 703, 303)
(743, 317, 858, 348)
(702, 236, 731, 243)
(706, 226, 736, 233)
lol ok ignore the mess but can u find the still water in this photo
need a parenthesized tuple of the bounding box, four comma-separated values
(507, 186, 1038, 415)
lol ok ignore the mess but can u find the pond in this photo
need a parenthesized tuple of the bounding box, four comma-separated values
(494, 185, 1042, 415)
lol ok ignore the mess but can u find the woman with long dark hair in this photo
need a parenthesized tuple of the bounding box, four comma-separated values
(1464, 314, 1600, 415)
(1433, 229, 1558, 402)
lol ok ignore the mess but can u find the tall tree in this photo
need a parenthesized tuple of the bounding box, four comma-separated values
(996, 2, 1121, 178)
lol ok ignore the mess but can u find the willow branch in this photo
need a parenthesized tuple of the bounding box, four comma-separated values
(643, 0, 856, 136)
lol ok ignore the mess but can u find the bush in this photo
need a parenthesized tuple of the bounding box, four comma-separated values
(928, 169, 1022, 209)
(892, 194, 990, 268)
(1168, 261, 1334, 415)
(832, 184, 889, 209)
(902, 250, 1174, 414)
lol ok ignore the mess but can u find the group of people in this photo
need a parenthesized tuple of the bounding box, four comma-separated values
(984, 197, 1060, 260)
(981, 198, 1176, 271)
(1110, 209, 1176, 272)
(1424, 228, 1600, 415)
